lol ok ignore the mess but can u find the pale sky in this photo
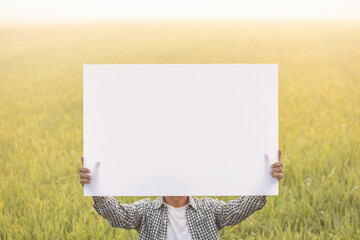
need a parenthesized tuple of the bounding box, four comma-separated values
(0, 0, 359, 23)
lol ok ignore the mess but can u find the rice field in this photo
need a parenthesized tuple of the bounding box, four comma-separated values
(0, 20, 359, 239)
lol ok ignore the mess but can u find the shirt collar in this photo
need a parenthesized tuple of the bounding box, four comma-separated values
(153, 196, 198, 211)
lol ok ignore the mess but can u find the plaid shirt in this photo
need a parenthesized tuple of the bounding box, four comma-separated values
(93, 195, 267, 240)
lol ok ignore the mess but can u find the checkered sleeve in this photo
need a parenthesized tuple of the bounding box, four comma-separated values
(213, 196, 267, 230)
(92, 196, 149, 231)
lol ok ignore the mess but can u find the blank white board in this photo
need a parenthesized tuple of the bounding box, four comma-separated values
(83, 64, 278, 196)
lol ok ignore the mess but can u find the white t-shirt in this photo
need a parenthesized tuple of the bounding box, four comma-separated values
(165, 203, 192, 240)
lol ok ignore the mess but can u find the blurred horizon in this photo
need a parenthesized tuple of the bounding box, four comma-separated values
(1, 19, 360, 28)
(1, 0, 360, 23)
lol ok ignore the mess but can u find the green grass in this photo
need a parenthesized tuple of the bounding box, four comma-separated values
(0, 21, 359, 239)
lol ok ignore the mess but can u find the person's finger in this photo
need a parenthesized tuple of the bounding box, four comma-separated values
(81, 156, 84, 166)
(272, 173, 283, 179)
(79, 179, 90, 186)
(80, 173, 92, 180)
(270, 167, 283, 174)
(79, 167, 90, 173)
(278, 149, 282, 162)
(271, 162, 283, 168)
(79, 179, 90, 184)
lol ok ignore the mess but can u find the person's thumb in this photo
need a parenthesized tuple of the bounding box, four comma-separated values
(278, 149, 282, 162)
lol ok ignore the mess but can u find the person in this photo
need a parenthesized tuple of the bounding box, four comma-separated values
(79, 149, 284, 240)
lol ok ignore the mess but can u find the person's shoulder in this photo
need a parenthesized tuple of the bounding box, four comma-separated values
(196, 196, 220, 203)
(132, 196, 163, 210)
(191, 196, 220, 210)
(132, 197, 152, 205)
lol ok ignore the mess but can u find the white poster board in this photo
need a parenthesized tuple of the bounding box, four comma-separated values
(83, 64, 278, 196)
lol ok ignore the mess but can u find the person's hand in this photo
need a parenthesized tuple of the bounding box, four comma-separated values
(79, 156, 92, 187)
(79, 157, 100, 198)
(270, 149, 284, 181)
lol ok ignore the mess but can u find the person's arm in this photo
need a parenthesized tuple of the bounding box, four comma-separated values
(79, 156, 147, 230)
(212, 195, 267, 230)
(213, 149, 284, 230)
(92, 196, 149, 230)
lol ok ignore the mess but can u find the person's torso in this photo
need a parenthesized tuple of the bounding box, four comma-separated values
(137, 198, 220, 240)
(164, 203, 192, 240)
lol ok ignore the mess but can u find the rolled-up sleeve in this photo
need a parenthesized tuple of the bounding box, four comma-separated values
(213, 196, 267, 230)
(93, 196, 149, 230)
